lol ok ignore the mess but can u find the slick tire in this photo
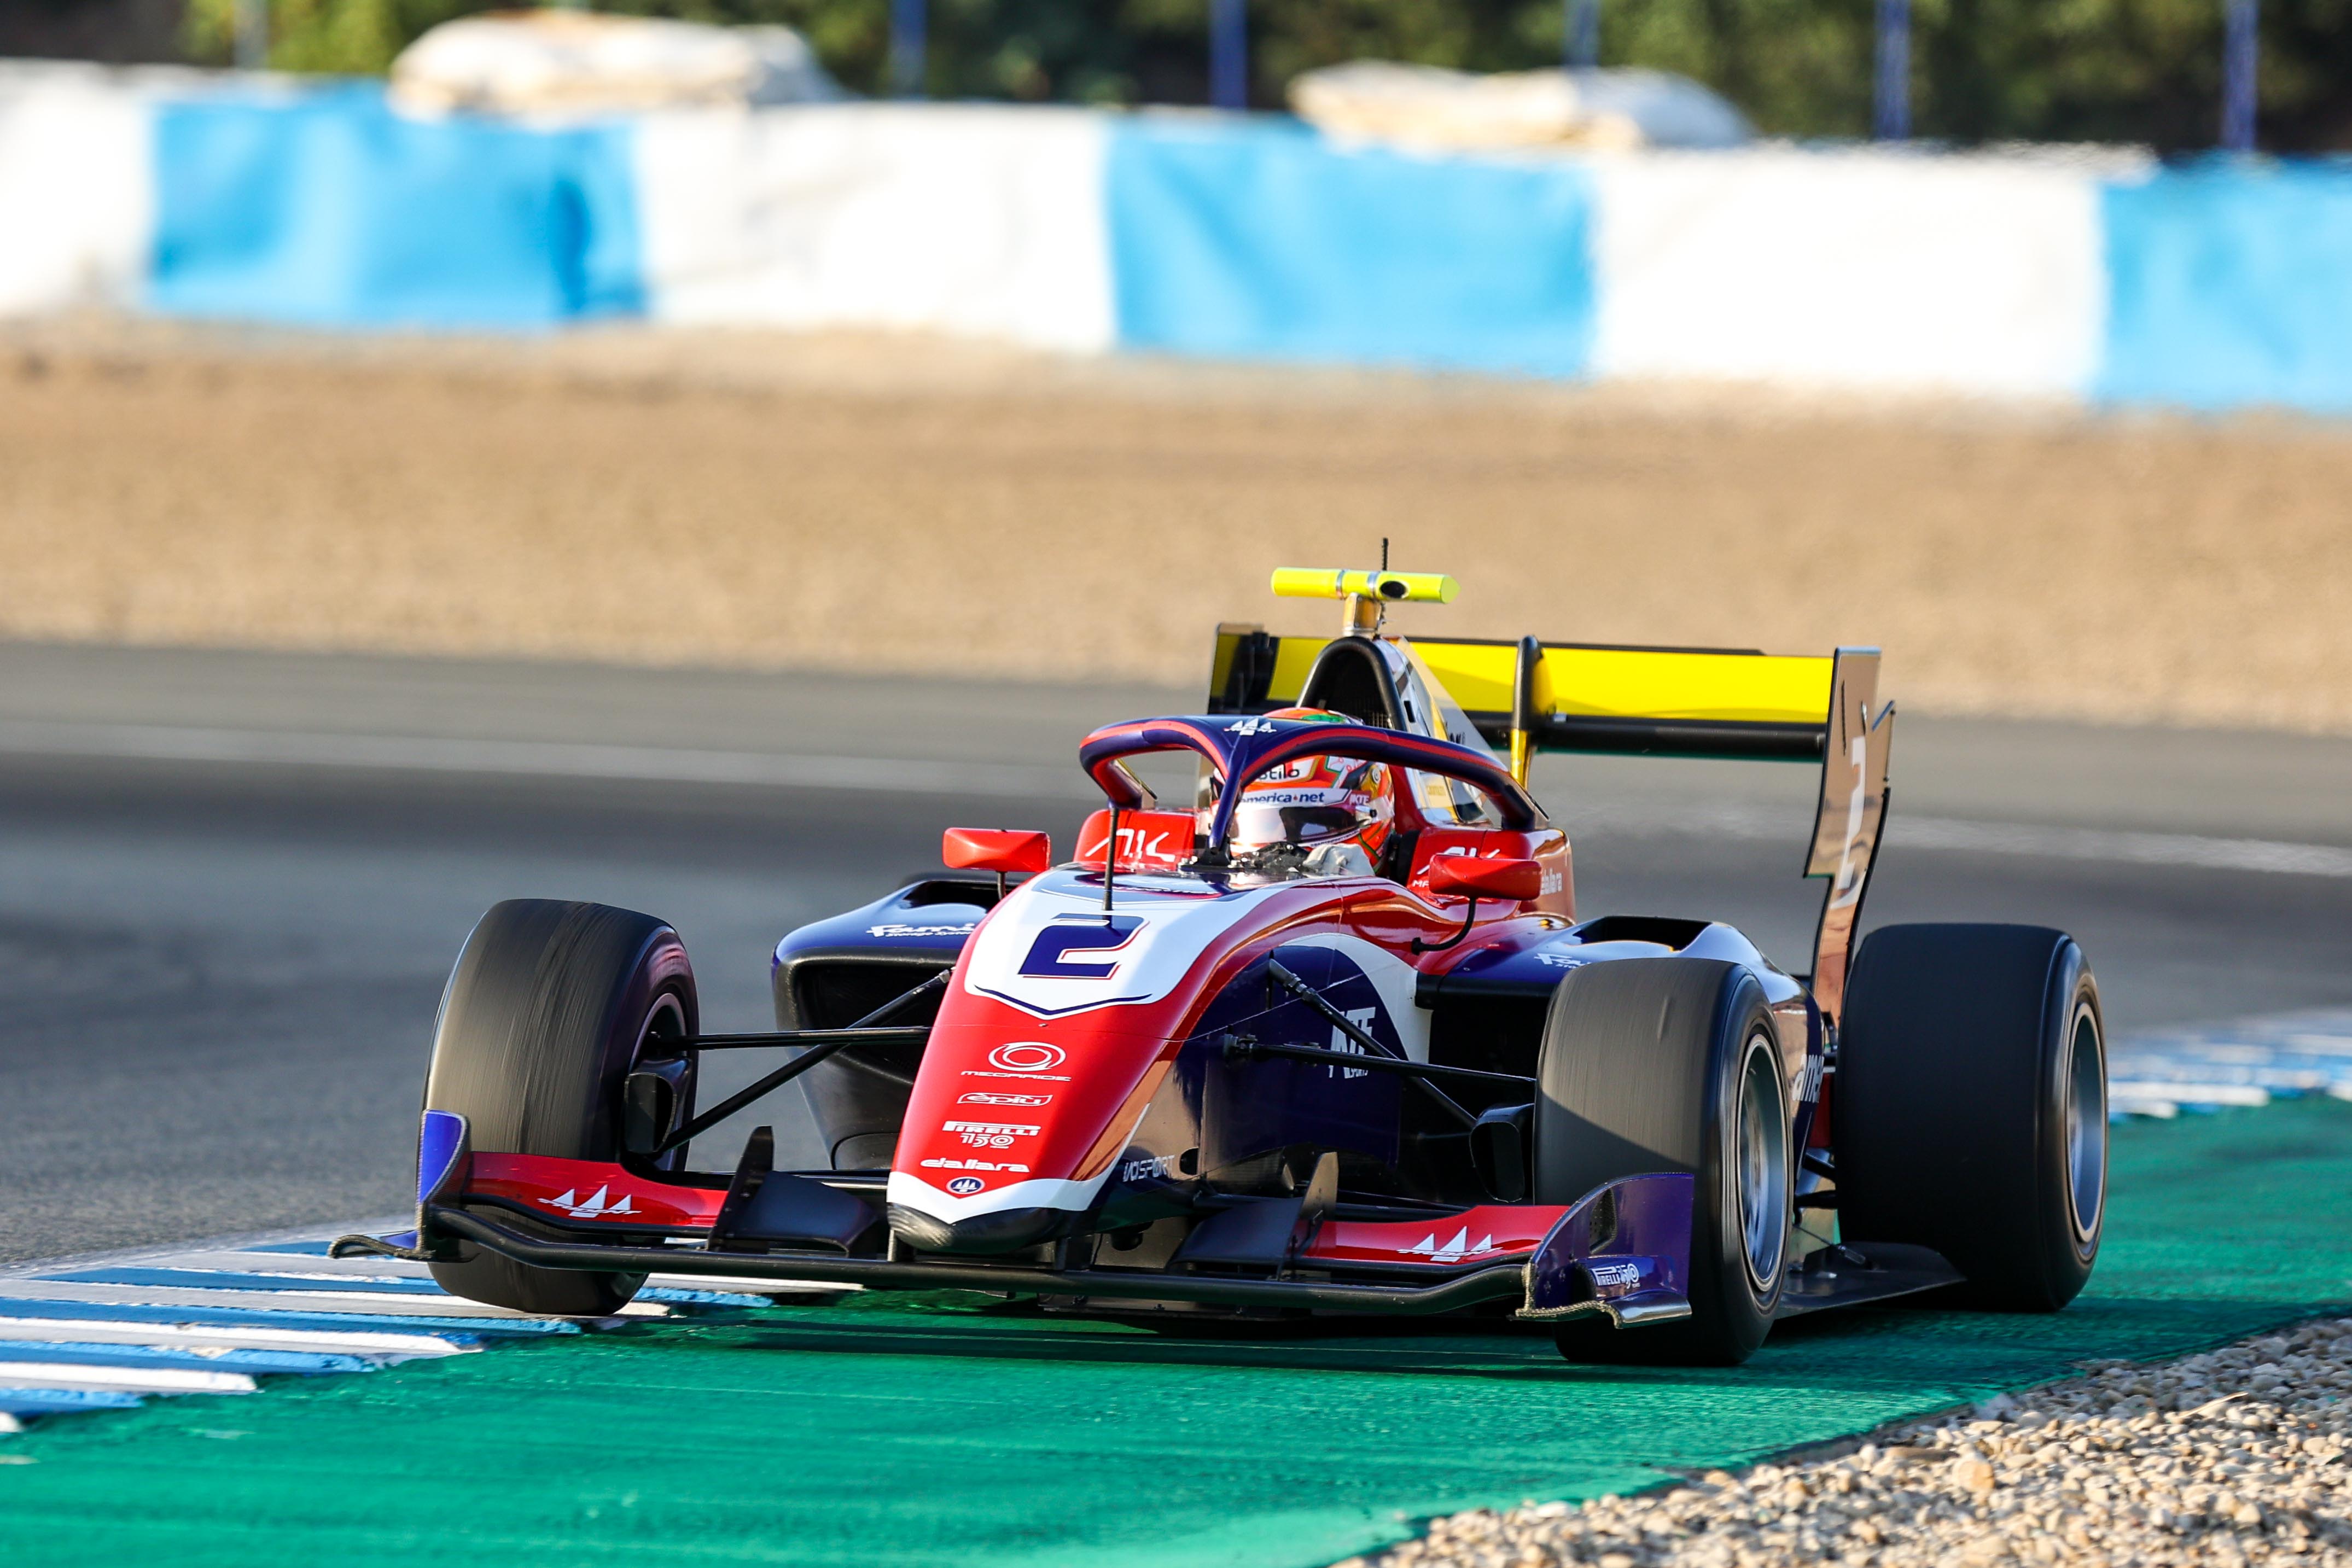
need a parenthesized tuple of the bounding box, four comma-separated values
(1535, 959, 1791, 1367)
(423, 899, 698, 1315)
(1837, 924, 2104, 1312)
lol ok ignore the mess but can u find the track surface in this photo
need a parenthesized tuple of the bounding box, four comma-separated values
(5, 642, 2352, 1265)
(2, 1100, 2348, 1567)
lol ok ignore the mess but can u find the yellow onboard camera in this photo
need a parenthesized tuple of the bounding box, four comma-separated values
(1270, 566, 1459, 636)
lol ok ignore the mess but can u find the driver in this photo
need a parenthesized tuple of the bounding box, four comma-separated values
(1213, 708, 1397, 876)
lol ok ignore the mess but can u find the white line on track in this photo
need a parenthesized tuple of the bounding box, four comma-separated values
(1892, 817, 2352, 879)
(4, 717, 2349, 877)
(0, 719, 1092, 801)
(1577, 802, 2352, 879)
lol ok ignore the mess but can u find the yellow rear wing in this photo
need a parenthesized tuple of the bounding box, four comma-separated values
(1209, 629, 1836, 762)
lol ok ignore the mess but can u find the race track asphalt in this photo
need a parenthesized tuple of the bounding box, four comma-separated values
(4, 641, 2350, 1266)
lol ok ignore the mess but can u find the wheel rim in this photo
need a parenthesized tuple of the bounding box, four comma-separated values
(2063, 1004, 2106, 1249)
(629, 992, 691, 1168)
(1737, 1031, 1790, 1296)
(639, 993, 686, 1053)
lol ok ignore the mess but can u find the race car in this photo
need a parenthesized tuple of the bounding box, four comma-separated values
(339, 566, 2108, 1365)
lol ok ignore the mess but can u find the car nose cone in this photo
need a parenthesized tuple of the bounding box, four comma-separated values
(887, 1203, 1069, 1255)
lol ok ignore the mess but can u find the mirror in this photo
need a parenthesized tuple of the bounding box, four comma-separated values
(1425, 854, 1542, 902)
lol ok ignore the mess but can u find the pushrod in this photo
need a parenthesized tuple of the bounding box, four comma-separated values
(1264, 960, 1477, 1128)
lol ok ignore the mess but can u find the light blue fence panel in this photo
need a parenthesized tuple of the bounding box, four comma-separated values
(150, 85, 643, 329)
(2100, 161, 2352, 415)
(1108, 117, 1597, 378)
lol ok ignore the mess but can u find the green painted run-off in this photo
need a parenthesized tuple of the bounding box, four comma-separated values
(4, 1101, 2351, 1567)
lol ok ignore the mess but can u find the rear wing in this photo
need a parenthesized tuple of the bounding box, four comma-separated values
(1208, 627, 1893, 1021)
(1210, 629, 1833, 761)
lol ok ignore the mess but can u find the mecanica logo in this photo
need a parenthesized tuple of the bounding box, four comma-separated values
(986, 1042, 1066, 1072)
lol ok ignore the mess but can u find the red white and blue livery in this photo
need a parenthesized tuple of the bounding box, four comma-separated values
(342, 566, 2109, 1365)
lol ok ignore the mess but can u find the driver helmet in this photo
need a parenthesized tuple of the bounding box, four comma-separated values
(1219, 708, 1396, 871)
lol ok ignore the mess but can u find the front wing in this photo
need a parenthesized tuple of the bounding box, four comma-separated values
(334, 1113, 1699, 1325)
(335, 1113, 1958, 1324)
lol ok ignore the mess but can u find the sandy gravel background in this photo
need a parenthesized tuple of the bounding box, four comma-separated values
(4, 317, 2349, 733)
(1353, 1316, 2352, 1567)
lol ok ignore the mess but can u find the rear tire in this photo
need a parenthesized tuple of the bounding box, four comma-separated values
(1535, 958, 1791, 1366)
(1837, 924, 2104, 1311)
(423, 899, 698, 1315)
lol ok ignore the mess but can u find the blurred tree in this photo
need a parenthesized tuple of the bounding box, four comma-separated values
(184, 0, 480, 74)
(178, 0, 2352, 150)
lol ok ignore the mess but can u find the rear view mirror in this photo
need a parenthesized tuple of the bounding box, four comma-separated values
(1425, 855, 1542, 902)
(942, 828, 1052, 877)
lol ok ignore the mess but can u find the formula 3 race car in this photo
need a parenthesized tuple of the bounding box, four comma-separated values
(340, 567, 2109, 1365)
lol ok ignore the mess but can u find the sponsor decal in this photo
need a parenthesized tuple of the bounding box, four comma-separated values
(946, 1176, 986, 1196)
(988, 1042, 1067, 1072)
(962, 1069, 1072, 1082)
(943, 1120, 1040, 1149)
(539, 1185, 636, 1220)
(959, 1091, 1051, 1106)
(868, 922, 980, 939)
(922, 1157, 1030, 1173)
(1084, 823, 1185, 866)
(1225, 717, 1279, 736)
(1019, 915, 1144, 980)
(1533, 952, 1587, 970)
(1404, 1227, 1499, 1264)
(1327, 1008, 1376, 1079)
(1120, 1152, 1181, 1183)
(1588, 1260, 1644, 1290)
(1798, 1053, 1827, 1103)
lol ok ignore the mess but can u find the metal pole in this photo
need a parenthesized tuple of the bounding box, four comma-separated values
(888, 0, 928, 98)
(1210, 0, 1247, 110)
(232, 0, 267, 70)
(2222, 0, 2258, 151)
(1873, 0, 1911, 140)
(1565, 0, 1599, 69)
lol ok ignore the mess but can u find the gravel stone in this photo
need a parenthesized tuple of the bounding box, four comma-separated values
(1339, 1316, 2352, 1568)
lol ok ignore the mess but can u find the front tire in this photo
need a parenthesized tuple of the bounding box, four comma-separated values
(1535, 958, 1791, 1366)
(1837, 924, 2104, 1311)
(423, 899, 698, 1315)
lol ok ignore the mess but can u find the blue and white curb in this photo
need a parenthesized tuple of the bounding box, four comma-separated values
(6, 61, 2352, 413)
(0, 1010, 2336, 1435)
(0, 1222, 814, 1435)
(2109, 1008, 2352, 1120)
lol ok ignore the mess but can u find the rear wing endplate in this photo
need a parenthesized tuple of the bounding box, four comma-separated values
(1208, 628, 1894, 1020)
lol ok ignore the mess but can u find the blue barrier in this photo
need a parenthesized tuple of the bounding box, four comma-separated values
(1108, 118, 1596, 378)
(2099, 161, 2352, 415)
(65, 69, 2352, 415)
(149, 85, 643, 329)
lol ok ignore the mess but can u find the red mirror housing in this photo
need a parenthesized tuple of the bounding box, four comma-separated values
(942, 828, 1052, 876)
(1425, 854, 1543, 903)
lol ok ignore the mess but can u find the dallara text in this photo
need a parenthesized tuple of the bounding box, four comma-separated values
(342, 567, 2106, 1365)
